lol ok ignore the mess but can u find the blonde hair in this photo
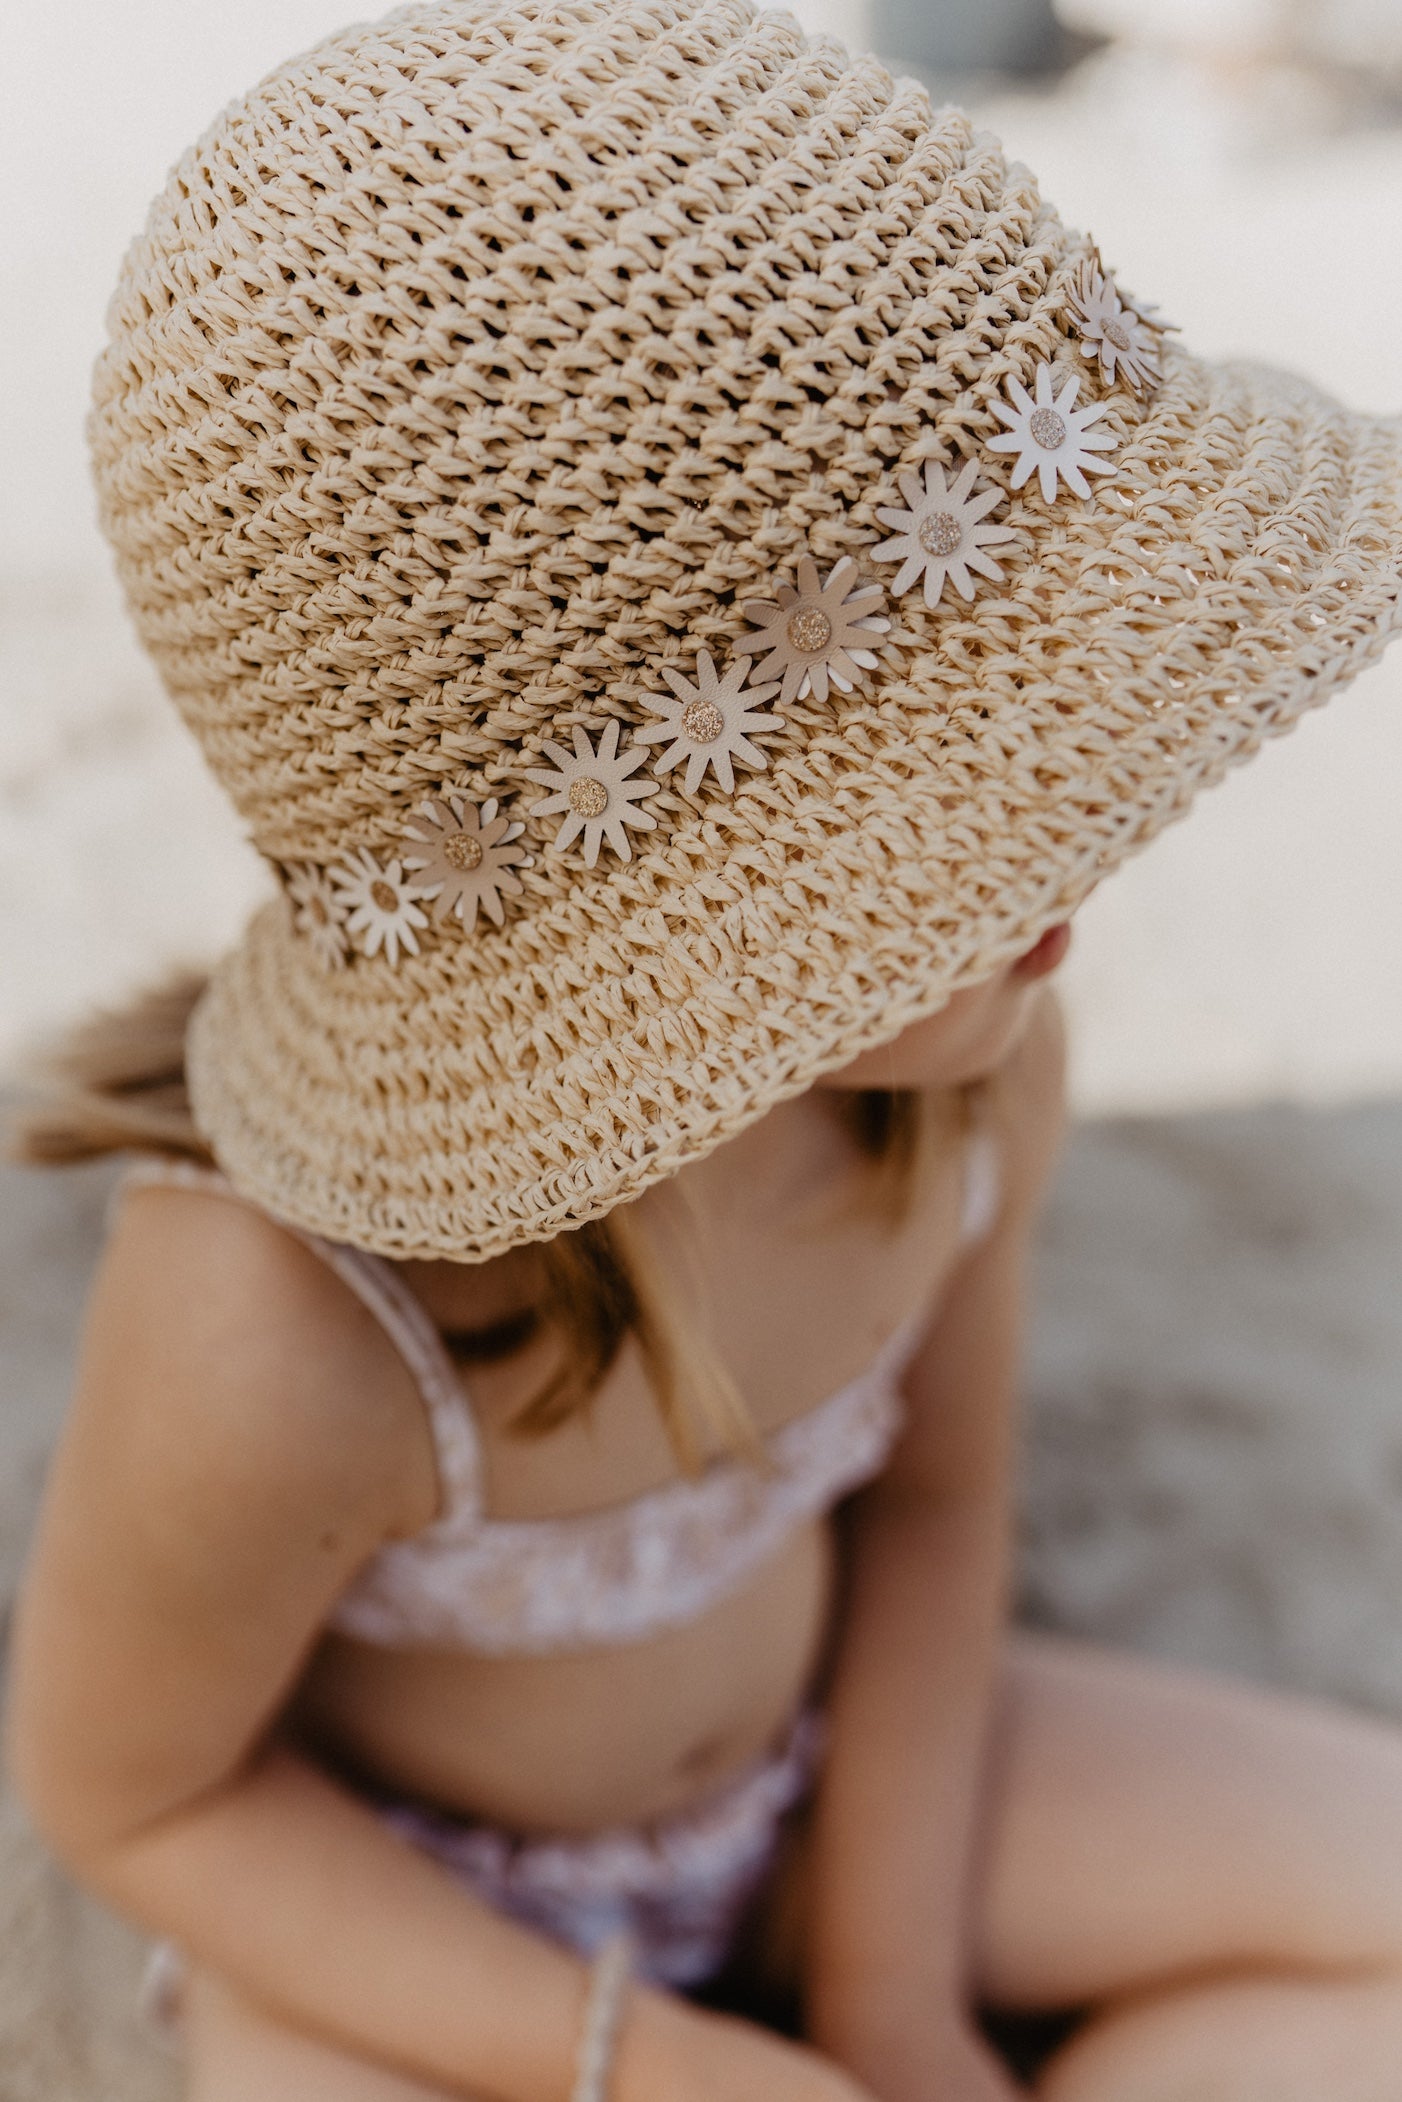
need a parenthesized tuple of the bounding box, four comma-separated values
(12, 975, 929, 1467)
(11, 973, 213, 1168)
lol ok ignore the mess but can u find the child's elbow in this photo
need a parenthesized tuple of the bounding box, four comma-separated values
(3, 1658, 128, 1879)
(5, 1693, 89, 1868)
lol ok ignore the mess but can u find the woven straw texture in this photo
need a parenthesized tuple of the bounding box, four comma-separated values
(90, 0, 1402, 1260)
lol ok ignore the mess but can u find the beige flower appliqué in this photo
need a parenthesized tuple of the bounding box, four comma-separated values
(636, 651, 783, 795)
(526, 721, 658, 867)
(1066, 259, 1164, 396)
(402, 795, 533, 930)
(873, 460, 1017, 607)
(988, 363, 1118, 503)
(735, 555, 890, 705)
(285, 862, 350, 971)
(330, 848, 430, 966)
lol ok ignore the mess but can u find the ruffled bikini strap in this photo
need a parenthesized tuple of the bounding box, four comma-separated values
(958, 1122, 1002, 1247)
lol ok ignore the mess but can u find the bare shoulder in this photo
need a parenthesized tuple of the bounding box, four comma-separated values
(6, 1179, 438, 1850)
(80, 1177, 438, 1548)
(984, 988, 1069, 1224)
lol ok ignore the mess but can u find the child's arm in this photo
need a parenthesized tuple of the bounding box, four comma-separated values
(4, 1187, 871, 2102)
(804, 994, 1068, 2101)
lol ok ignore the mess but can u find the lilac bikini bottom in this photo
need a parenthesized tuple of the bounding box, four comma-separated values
(379, 1709, 822, 1989)
(141, 1710, 822, 2031)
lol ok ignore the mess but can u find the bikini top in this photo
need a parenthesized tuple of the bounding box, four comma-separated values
(122, 1136, 1000, 1656)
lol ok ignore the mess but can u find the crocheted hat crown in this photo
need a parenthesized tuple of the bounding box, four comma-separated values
(90, 0, 1402, 1258)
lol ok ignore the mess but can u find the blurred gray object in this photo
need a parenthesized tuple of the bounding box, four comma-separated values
(1297, 0, 1402, 82)
(871, 0, 1069, 77)
(1055, 0, 1402, 89)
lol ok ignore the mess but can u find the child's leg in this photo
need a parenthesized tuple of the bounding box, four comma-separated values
(182, 1966, 467, 2102)
(1037, 1974, 1402, 2102)
(976, 1632, 1402, 2100)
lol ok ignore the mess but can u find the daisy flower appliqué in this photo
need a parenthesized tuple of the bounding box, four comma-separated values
(330, 848, 430, 966)
(636, 651, 783, 795)
(285, 862, 350, 971)
(1066, 259, 1163, 396)
(873, 460, 1017, 608)
(988, 363, 1118, 503)
(734, 555, 890, 705)
(402, 795, 533, 930)
(526, 720, 658, 867)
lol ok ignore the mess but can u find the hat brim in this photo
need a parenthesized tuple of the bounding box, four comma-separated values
(188, 351, 1402, 1260)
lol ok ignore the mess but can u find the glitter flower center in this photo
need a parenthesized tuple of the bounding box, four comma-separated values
(786, 608, 833, 654)
(918, 511, 963, 557)
(370, 880, 399, 913)
(680, 699, 725, 744)
(568, 776, 610, 818)
(1029, 408, 1068, 451)
(442, 832, 484, 872)
(1103, 317, 1132, 351)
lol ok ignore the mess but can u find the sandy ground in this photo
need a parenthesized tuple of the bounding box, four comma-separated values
(3, 1102, 1401, 2096)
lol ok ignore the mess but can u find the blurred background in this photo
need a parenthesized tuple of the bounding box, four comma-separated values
(2, 6, 1402, 2091)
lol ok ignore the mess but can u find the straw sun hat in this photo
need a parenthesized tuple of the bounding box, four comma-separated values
(90, 0, 1402, 1260)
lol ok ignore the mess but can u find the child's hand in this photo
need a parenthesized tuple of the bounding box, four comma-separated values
(619, 1989, 880, 2102)
(830, 2011, 1026, 2102)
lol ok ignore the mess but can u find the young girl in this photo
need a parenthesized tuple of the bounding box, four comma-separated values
(8, 2, 1402, 2097)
